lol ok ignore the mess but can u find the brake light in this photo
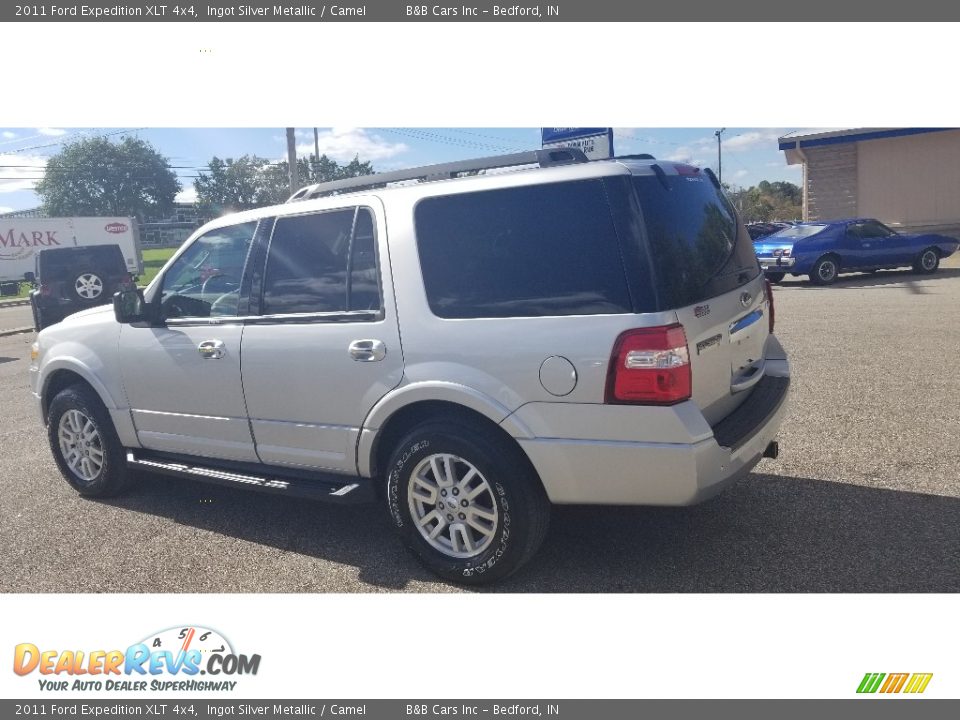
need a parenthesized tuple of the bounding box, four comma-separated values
(606, 324, 692, 405)
(39, 284, 51, 297)
(766, 279, 775, 334)
(781, 247, 792, 257)
(772, 248, 783, 257)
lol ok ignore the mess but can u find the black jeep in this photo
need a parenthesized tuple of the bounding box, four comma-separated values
(29, 245, 134, 331)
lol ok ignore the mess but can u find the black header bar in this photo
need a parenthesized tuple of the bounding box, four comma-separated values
(5, 1, 959, 21)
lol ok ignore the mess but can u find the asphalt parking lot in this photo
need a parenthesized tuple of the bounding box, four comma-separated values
(1, 266, 958, 593)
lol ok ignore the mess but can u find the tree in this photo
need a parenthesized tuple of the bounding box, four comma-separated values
(194, 153, 375, 215)
(193, 156, 287, 214)
(297, 154, 375, 185)
(36, 136, 180, 220)
(727, 180, 802, 223)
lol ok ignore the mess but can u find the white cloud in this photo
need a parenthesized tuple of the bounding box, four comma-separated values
(291, 128, 408, 163)
(0, 206, 13, 214)
(36, 127, 67, 137)
(175, 185, 198, 204)
(0, 153, 48, 194)
(723, 130, 782, 153)
(733, 169, 749, 179)
(1, 131, 16, 140)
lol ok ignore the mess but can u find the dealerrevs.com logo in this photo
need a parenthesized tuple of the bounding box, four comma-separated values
(857, 672, 933, 694)
(13, 626, 261, 692)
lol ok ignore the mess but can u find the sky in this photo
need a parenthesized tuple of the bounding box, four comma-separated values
(0, 127, 804, 214)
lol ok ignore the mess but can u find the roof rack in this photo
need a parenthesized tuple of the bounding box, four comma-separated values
(287, 148, 589, 202)
(613, 153, 656, 161)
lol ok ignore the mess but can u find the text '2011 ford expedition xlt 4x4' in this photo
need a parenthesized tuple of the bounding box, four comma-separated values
(30, 149, 789, 584)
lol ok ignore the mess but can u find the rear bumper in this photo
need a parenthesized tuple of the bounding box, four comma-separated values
(758, 256, 796, 271)
(510, 358, 791, 506)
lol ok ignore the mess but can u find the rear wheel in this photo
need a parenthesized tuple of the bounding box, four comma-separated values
(810, 255, 840, 285)
(47, 384, 132, 497)
(385, 420, 550, 584)
(913, 247, 940, 274)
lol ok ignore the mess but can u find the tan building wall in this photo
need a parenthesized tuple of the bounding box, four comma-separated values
(805, 144, 857, 221)
(857, 129, 960, 229)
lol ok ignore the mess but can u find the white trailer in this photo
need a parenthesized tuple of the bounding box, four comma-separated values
(0, 217, 143, 287)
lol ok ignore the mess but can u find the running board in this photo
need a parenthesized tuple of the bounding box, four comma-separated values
(126, 451, 375, 504)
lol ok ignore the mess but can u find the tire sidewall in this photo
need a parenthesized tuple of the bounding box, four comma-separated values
(919, 249, 939, 273)
(47, 386, 125, 496)
(386, 425, 526, 583)
(812, 256, 838, 285)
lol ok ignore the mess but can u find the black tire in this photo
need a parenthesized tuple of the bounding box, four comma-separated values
(385, 420, 550, 585)
(913, 247, 940, 274)
(47, 384, 132, 497)
(765, 272, 786, 283)
(810, 255, 840, 285)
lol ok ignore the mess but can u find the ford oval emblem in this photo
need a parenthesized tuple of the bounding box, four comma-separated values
(740, 292, 752, 308)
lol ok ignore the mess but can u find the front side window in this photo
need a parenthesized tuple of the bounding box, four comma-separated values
(261, 207, 380, 316)
(160, 221, 257, 319)
(860, 220, 895, 239)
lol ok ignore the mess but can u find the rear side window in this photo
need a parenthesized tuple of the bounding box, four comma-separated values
(633, 173, 758, 308)
(261, 207, 380, 316)
(415, 180, 632, 318)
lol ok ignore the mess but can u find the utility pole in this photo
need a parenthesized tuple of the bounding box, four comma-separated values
(715, 128, 726, 184)
(313, 127, 320, 180)
(286, 127, 299, 196)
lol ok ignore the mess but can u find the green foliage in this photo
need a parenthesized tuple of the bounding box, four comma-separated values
(727, 180, 802, 223)
(36, 136, 180, 220)
(194, 154, 375, 215)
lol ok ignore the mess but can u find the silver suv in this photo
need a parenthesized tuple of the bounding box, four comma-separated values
(29, 149, 790, 584)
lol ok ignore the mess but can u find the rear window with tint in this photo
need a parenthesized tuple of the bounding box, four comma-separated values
(633, 174, 758, 308)
(768, 224, 827, 240)
(39, 245, 125, 279)
(415, 180, 632, 319)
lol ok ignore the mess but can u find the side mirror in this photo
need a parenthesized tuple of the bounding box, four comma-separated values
(23, 271, 35, 284)
(113, 288, 148, 324)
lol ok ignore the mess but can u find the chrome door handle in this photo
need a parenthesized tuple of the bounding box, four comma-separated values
(348, 339, 386, 362)
(198, 339, 225, 360)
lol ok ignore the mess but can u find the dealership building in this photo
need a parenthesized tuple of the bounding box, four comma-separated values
(779, 128, 960, 237)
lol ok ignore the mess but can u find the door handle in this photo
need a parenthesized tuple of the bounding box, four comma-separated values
(198, 339, 225, 360)
(348, 339, 386, 362)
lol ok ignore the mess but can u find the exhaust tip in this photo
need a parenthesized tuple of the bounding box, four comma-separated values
(763, 441, 779, 460)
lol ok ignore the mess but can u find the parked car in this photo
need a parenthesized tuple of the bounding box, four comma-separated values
(29, 245, 136, 330)
(754, 218, 960, 284)
(29, 150, 790, 584)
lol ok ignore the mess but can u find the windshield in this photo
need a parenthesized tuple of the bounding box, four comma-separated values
(767, 224, 827, 240)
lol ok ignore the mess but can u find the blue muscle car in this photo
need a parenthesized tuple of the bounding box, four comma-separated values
(753, 218, 960, 285)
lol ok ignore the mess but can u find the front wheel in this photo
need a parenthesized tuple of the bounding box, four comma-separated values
(385, 421, 550, 584)
(810, 256, 839, 285)
(47, 384, 133, 497)
(913, 247, 940, 274)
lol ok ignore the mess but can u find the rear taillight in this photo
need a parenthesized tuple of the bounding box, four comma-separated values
(39, 284, 51, 297)
(766, 279, 775, 334)
(606, 324, 692, 405)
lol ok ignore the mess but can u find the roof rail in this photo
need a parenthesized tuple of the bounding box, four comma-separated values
(613, 153, 656, 161)
(287, 148, 589, 202)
